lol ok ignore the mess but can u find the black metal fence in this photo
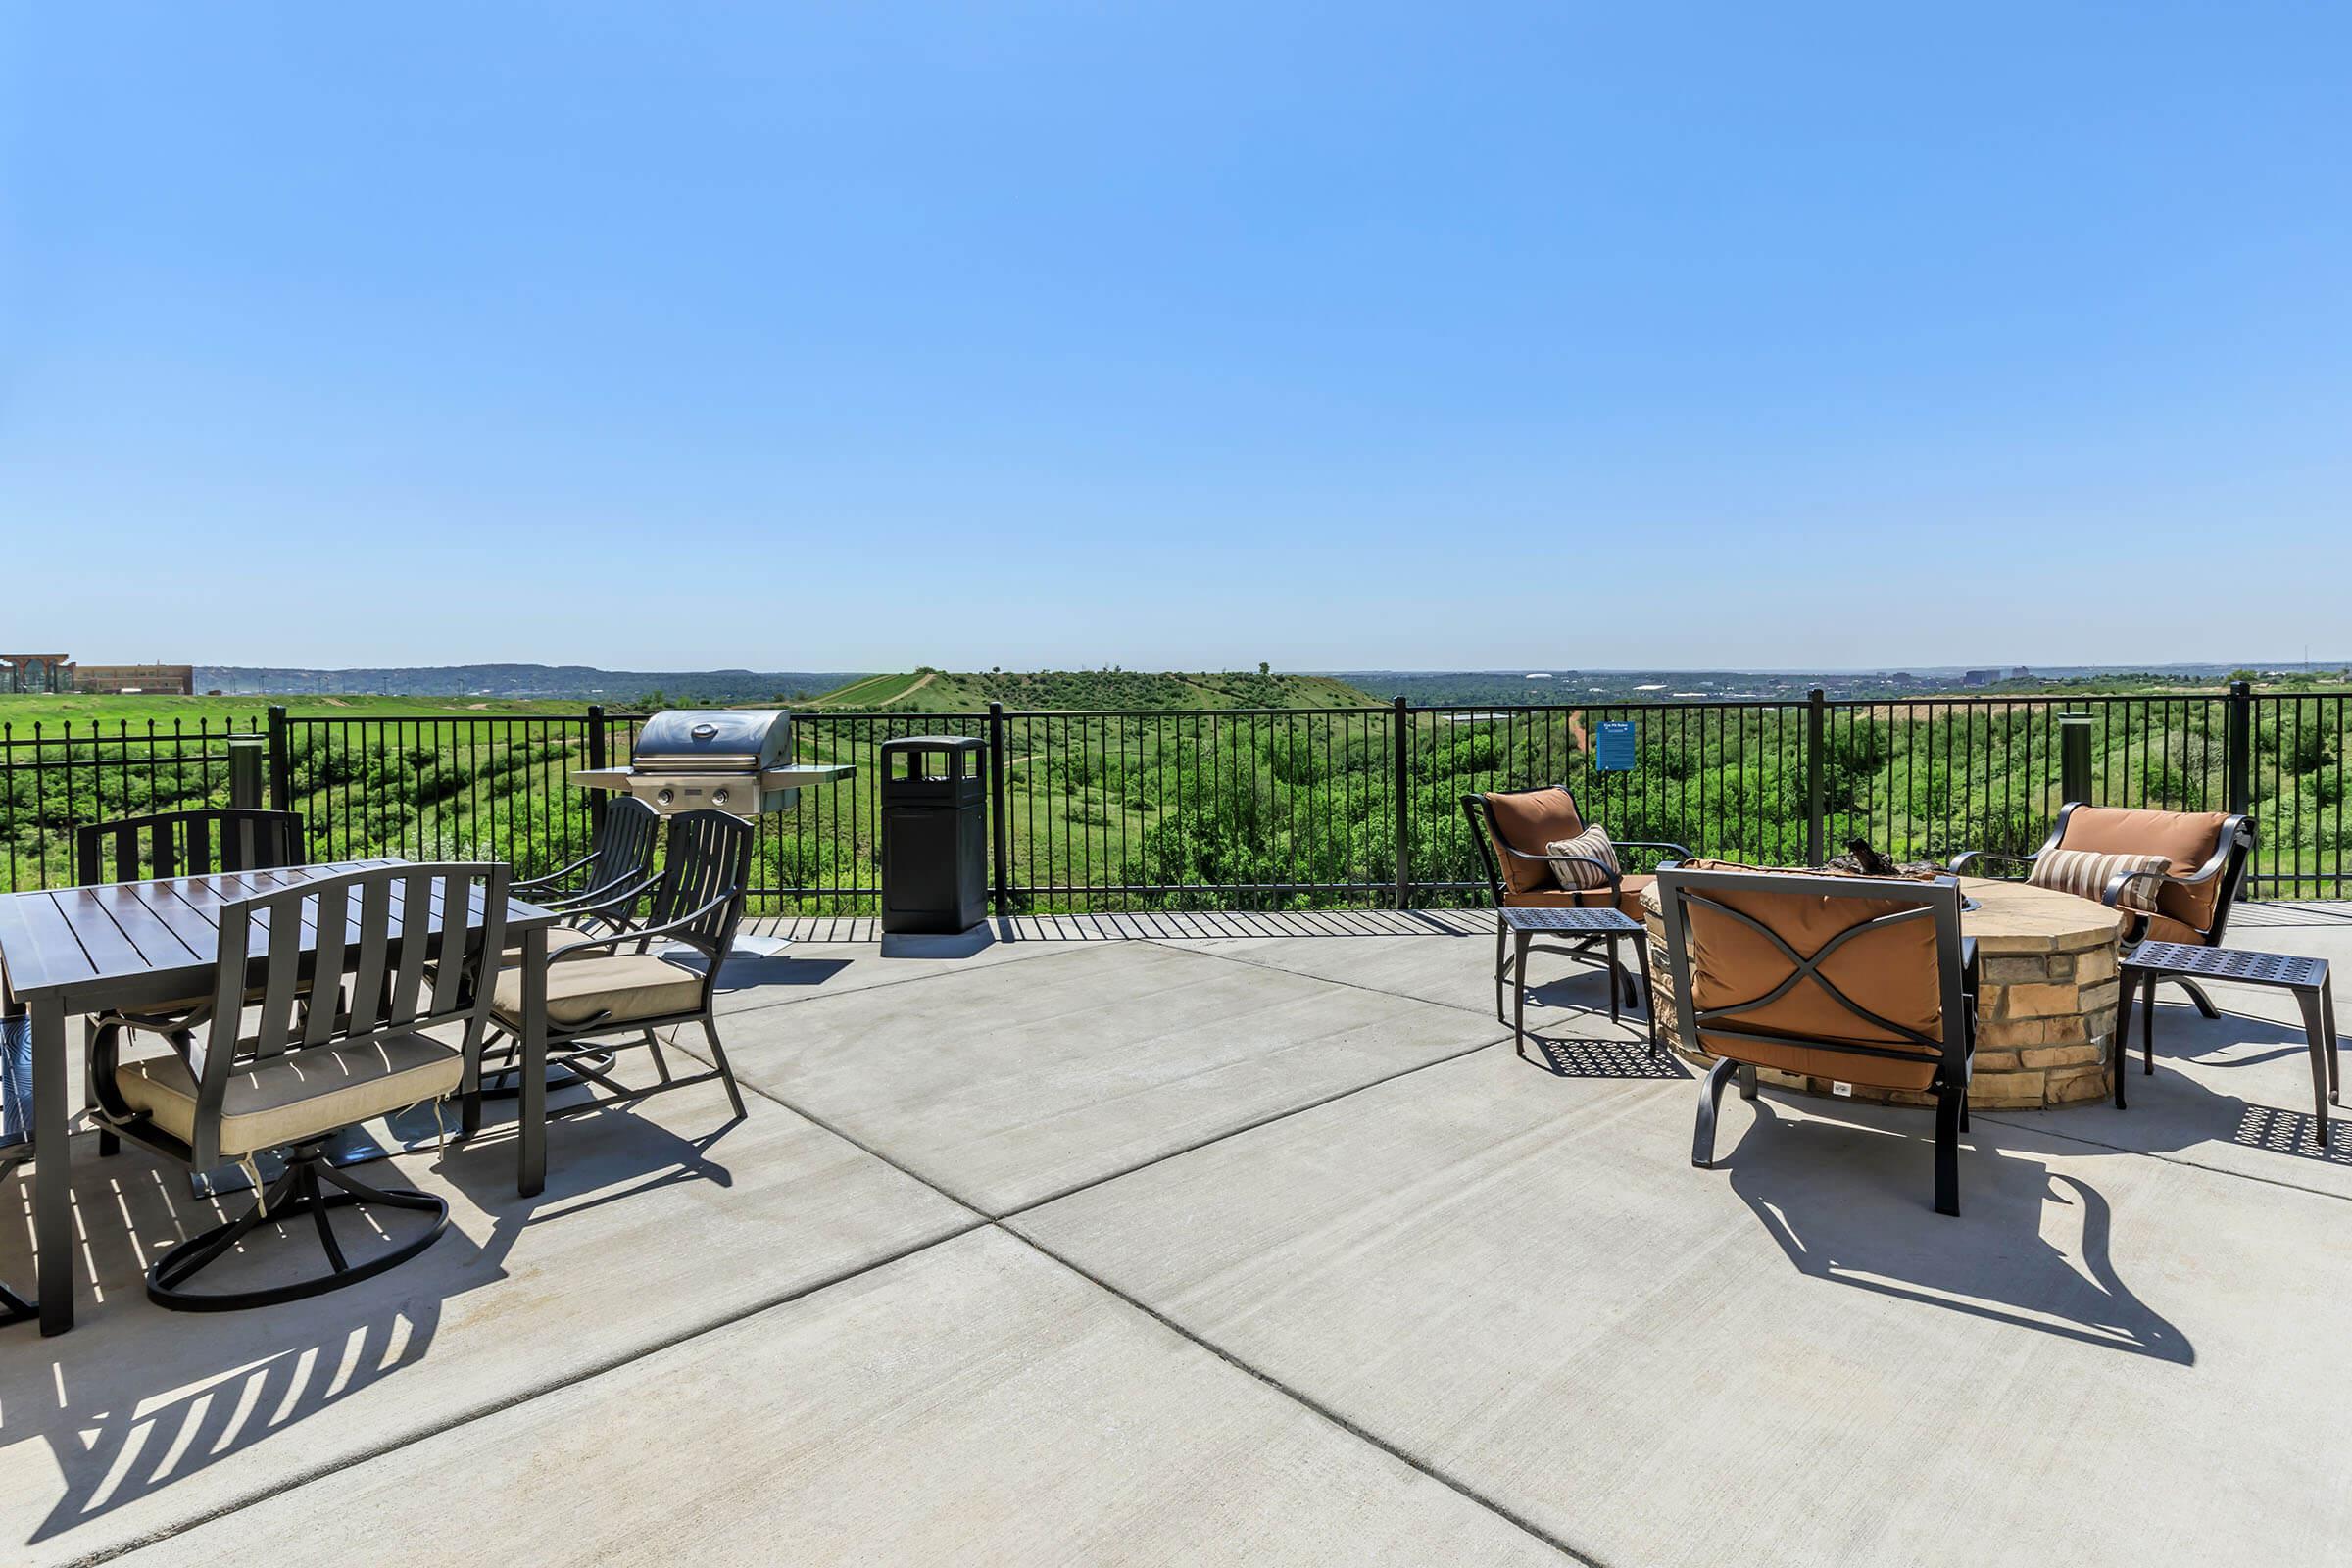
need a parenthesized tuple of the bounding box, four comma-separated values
(4, 687, 2345, 908)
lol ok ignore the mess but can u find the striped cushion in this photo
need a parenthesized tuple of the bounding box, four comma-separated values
(2029, 848, 2171, 912)
(1544, 825, 1620, 891)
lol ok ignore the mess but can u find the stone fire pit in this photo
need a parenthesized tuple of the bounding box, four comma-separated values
(1641, 874, 2127, 1109)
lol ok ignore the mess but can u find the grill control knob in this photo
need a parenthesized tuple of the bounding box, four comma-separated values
(656, 787, 675, 808)
(710, 787, 730, 808)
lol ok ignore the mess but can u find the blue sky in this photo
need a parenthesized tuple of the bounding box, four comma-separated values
(4, 3, 2347, 672)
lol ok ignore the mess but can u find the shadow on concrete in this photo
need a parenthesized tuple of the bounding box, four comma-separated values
(0, 1102, 737, 1551)
(1517, 1037, 1688, 1080)
(1719, 1100, 2191, 1364)
(2066, 1001, 2351, 1169)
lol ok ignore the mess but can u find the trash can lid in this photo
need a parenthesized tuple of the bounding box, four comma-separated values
(878, 734, 985, 753)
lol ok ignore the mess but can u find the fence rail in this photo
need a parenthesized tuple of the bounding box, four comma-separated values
(4, 687, 2346, 908)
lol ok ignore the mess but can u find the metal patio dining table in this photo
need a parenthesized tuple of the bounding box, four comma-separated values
(0, 858, 559, 1335)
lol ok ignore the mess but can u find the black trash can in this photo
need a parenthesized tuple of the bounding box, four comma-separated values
(879, 735, 989, 934)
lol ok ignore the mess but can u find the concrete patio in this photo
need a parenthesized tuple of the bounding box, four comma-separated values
(6, 902, 2351, 1565)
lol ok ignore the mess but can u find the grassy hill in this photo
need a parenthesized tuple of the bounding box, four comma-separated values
(805, 668, 1378, 711)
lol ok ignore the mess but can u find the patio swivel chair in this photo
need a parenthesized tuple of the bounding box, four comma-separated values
(75, 808, 309, 1159)
(512, 796, 662, 936)
(1653, 862, 1978, 1216)
(1951, 804, 2254, 1017)
(88, 862, 508, 1309)
(475, 797, 662, 1094)
(478, 808, 753, 1122)
(1461, 786, 1690, 1022)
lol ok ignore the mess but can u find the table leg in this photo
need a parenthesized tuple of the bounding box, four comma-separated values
(29, 995, 72, 1335)
(2325, 971, 2339, 1106)
(1635, 926, 1661, 1057)
(2294, 984, 2330, 1150)
(2141, 973, 2158, 1076)
(1607, 935, 1622, 1027)
(1512, 932, 1528, 1058)
(519, 926, 547, 1198)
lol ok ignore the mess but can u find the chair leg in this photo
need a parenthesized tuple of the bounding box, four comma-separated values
(701, 1017, 749, 1121)
(1738, 1063, 1758, 1101)
(149, 1148, 449, 1313)
(85, 1019, 122, 1157)
(1494, 918, 1508, 1024)
(1692, 1056, 1737, 1168)
(2167, 976, 2222, 1020)
(1934, 1082, 1964, 1217)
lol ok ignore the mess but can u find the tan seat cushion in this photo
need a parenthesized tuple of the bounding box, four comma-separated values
(2128, 911, 2205, 948)
(1484, 788, 1585, 896)
(491, 952, 705, 1031)
(115, 1033, 463, 1158)
(1505, 874, 1652, 923)
(2029, 848, 2170, 912)
(2056, 807, 2230, 935)
(1544, 825, 1619, 891)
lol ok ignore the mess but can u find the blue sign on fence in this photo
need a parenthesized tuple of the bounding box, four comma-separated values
(1594, 720, 1638, 772)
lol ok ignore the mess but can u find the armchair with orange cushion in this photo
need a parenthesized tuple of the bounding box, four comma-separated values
(1950, 803, 2255, 1017)
(1460, 786, 1691, 1024)
(1654, 861, 1977, 1216)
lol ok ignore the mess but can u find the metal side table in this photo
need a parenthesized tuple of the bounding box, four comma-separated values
(2118, 942, 2337, 1138)
(1497, 906, 1657, 1057)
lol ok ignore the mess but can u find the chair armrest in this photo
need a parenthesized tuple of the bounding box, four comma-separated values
(2100, 868, 2171, 907)
(545, 892, 739, 967)
(543, 868, 662, 920)
(1613, 839, 1693, 861)
(1949, 850, 2034, 877)
(513, 851, 598, 897)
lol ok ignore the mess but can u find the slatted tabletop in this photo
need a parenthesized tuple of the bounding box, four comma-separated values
(0, 859, 556, 1008)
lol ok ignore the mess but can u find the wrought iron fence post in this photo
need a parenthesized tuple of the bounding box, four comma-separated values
(585, 704, 607, 836)
(1392, 696, 1411, 907)
(1804, 688, 1826, 866)
(987, 701, 1011, 916)
(2227, 679, 2253, 899)
(2226, 680, 2252, 815)
(266, 706, 290, 814)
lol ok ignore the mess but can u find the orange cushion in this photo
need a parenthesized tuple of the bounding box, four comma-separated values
(2057, 808, 2229, 933)
(1484, 788, 1585, 896)
(1663, 864, 1949, 1091)
(1504, 874, 1651, 922)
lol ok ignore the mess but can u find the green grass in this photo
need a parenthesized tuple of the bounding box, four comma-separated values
(0, 692, 589, 730)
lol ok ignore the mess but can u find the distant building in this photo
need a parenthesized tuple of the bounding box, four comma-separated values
(0, 656, 197, 695)
(74, 663, 196, 695)
(2009, 665, 2031, 680)
(1962, 668, 1999, 687)
(0, 654, 73, 694)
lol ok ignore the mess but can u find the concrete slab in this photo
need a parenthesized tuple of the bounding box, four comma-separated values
(0, 1080, 975, 1567)
(119, 1229, 1568, 1568)
(1994, 981, 2352, 1196)
(1015, 1046, 2352, 1567)
(1153, 918, 1641, 1026)
(714, 941, 1507, 1214)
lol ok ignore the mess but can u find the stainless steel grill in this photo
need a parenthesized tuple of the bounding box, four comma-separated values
(570, 709, 852, 817)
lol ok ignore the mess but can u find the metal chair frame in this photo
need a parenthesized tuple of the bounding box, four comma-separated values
(1951, 802, 2255, 1018)
(89, 862, 508, 1310)
(1654, 864, 1978, 1216)
(476, 808, 754, 1125)
(1460, 788, 1690, 1023)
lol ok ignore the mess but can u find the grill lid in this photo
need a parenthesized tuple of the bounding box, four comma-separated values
(630, 709, 793, 771)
